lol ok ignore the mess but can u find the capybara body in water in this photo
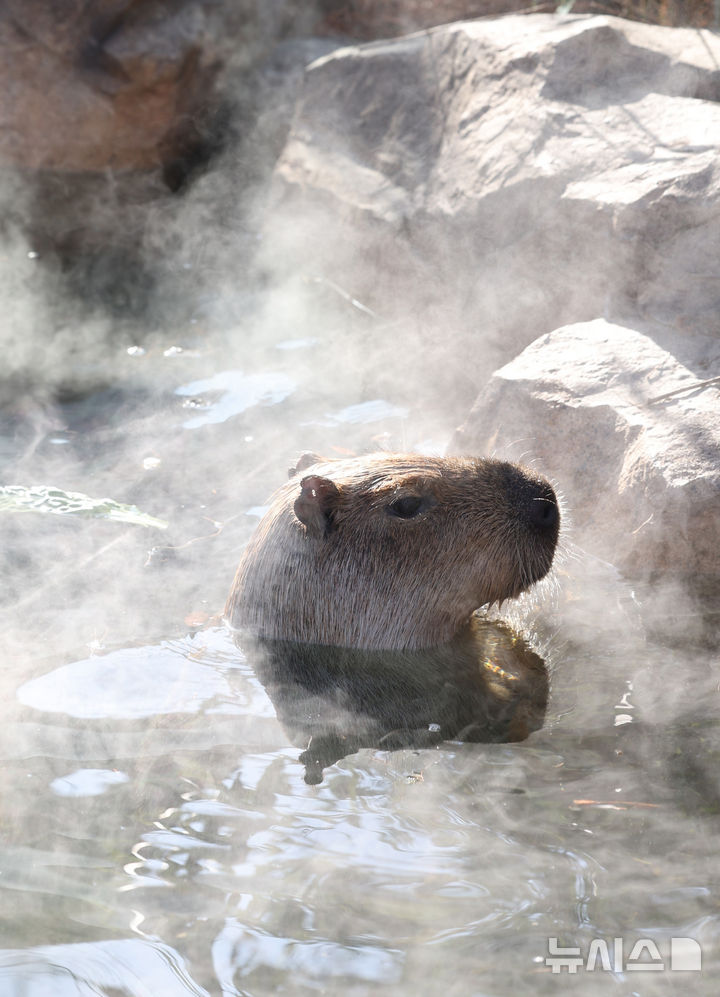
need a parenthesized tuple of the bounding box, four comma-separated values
(226, 453, 559, 651)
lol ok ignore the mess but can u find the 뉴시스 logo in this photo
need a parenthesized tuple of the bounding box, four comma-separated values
(546, 936, 702, 974)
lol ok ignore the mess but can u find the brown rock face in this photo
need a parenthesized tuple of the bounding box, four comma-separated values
(0, 0, 219, 173)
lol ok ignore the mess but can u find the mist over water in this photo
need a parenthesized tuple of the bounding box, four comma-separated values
(0, 10, 719, 996)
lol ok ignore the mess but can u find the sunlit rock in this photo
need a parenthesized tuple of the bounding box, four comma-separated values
(451, 319, 720, 583)
(267, 13, 720, 368)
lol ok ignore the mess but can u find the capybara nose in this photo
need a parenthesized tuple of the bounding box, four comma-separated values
(500, 464, 560, 538)
(527, 482, 559, 533)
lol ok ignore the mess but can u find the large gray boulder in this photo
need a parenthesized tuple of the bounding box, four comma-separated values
(266, 13, 720, 377)
(450, 319, 720, 582)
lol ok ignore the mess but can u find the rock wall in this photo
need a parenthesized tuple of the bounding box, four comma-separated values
(0, 0, 223, 175)
(0, 1, 335, 308)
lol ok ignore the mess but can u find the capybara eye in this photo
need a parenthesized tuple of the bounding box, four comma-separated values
(387, 495, 424, 519)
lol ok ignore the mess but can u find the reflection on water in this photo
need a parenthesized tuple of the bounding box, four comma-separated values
(50, 768, 130, 797)
(175, 369, 296, 428)
(0, 584, 717, 994)
(0, 939, 209, 997)
(213, 920, 405, 991)
(325, 399, 410, 424)
(241, 616, 549, 783)
(16, 635, 258, 720)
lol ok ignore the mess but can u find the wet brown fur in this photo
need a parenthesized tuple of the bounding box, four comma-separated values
(226, 453, 559, 651)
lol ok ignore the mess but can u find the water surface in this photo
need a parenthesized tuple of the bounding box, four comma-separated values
(1, 313, 717, 996)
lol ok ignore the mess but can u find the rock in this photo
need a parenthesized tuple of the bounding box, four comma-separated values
(0, 1, 340, 326)
(0, 0, 228, 323)
(265, 13, 720, 378)
(316, 0, 531, 38)
(450, 319, 720, 583)
(240, 38, 346, 186)
(0, 0, 223, 175)
(315, 1, 718, 38)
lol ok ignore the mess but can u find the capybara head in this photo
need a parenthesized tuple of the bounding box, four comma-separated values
(226, 453, 559, 650)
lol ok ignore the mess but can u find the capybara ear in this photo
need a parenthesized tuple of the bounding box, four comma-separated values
(288, 452, 323, 479)
(294, 475, 340, 537)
